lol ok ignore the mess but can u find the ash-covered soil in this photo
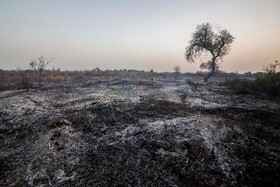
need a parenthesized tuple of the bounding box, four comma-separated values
(0, 78, 280, 186)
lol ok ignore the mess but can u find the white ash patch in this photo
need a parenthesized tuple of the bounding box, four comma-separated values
(118, 115, 233, 175)
(24, 125, 84, 186)
(188, 97, 223, 108)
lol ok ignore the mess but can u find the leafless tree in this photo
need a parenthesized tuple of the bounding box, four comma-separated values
(185, 23, 234, 82)
(149, 68, 154, 82)
(174, 66, 181, 79)
(29, 56, 52, 86)
(174, 66, 181, 74)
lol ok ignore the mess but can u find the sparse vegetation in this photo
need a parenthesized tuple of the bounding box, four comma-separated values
(226, 61, 280, 96)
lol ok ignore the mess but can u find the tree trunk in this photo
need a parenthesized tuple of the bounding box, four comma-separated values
(204, 58, 216, 82)
(204, 71, 214, 82)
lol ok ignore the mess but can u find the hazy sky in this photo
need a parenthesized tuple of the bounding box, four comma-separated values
(0, 0, 279, 72)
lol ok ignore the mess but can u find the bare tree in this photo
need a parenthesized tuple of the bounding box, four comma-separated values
(149, 67, 154, 82)
(185, 23, 234, 82)
(29, 56, 52, 86)
(174, 65, 181, 80)
(174, 66, 180, 73)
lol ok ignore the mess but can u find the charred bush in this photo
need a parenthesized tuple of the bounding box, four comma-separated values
(226, 61, 280, 96)
(255, 72, 280, 96)
(226, 78, 255, 94)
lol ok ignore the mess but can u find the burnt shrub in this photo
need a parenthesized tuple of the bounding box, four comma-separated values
(226, 78, 255, 94)
(255, 61, 280, 96)
(255, 72, 280, 96)
(226, 76, 280, 96)
(226, 61, 280, 97)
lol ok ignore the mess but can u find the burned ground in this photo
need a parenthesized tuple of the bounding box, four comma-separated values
(0, 78, 279, 186)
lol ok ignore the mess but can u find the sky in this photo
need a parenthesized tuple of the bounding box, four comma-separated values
(0, 0, 279, 73)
